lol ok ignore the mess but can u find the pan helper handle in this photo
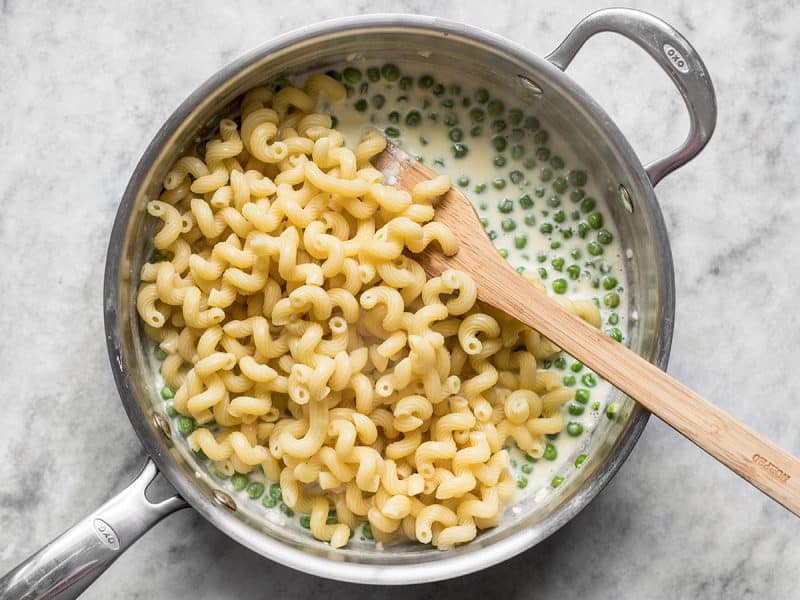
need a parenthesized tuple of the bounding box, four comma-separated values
(546, 7, 717, 187)
(0, 459, 187, 600)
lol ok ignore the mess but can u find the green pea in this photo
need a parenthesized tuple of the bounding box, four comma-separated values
(494, 155, 507, 168)
(551, 476, 565, 488)
(524, 215, 536, 226)
(153, 346, 167, 361)
(177, 416, 194, 436)
(507, 144, 524, 161)
(484, 98, 502, 115)
(537, 267, 548, 279)
(452, 143, 468, 158)
(544, 443, 558, 461)
(552, 177, 568, 194)
(536, 252, 547, 263)
(588, 212, 604, 229)
(492, 198, 510, 214)
(503, 108, 521, 125)
(365, 66, 380, 82)
(535, 147, 551, 162)
(160, 385, 175, 400)
(580, 197, 596, 213)
(603, 292, 620, 308)
(523, 157, 537, 170)
(508, 170, 523, 184)
(262, 495, 277, 508)
(299, 515, 311, 529)
(148, 249, 166, 263)
(479, 217, 489, 228)
(571, 249, 582, 260)
(462, 96, 472, 108)
(362, 524, 374, 540)
(498, 248, 509, 258)
(587, 241, 603, 256)
(456, 175, 470, 188)
(491, 119, 507, 133)
(443, 112, 459, 127)
(533, 130, 549, 145)
(552, 278, 567, 294)
(568, 403, 585, 416)
(514, 234, 528, 249)
(404, 110, 421, 126)
(417, 75, 434, 90)
(469, 125, 483, 137)
(575, 454, 588, 468)
(592, 401, 601, 411)
(354, 98, 368, 112)
(501, 218, 516, 232)
(602, 277, 618, 290)
(432, 83, 445, 96)
(582, 373, 597, 387)
(342, 67, 361, 84)
(543, 359, 553, 369)
(279, 503, 294, 517)
(475, 183, 487, 194)
(551, 257, 564, 271)
(492, 177, 506, 189)
(487, 230, 497, 241)
(551, 157, 566, 171)
(398, 74, 414, 89)
(524, 115, 540, 130)
(325, 69, 342, 81)
(384, 126, 400, 138)
(563, 375, 577, 387)
(269, 483, 283, 501)
(231, 473, 248, 491)
(570, 189, 585, 203)
(599, 262, 612, 274)
(571, 361, 584, 373)
(326, 515, 338, 525)
(387, 110, 399, 123)
(546, 195, 561, 208)
(578, 222, 590, 238)
(491, 136, 507, 152)
(515, 265, 526, 274)
(469, 108, 485, 124)
(533, 187, 545, 198)
(566, 264, 581, 280)
(475, 88, 490, 103)
(539, 222, 553, 234)
(606, 403, 620, 419)
(553, 210, 566, 223)
(608, 328, 623, 342)
(371, 94, 386, 109)
(448, 83, 462, 95)
(246, 482, 265, 499)
(568, 169, 588, 187)
(381, 63, 400, 81)
(515, 193, 532, 210)
(567, 422, 584, 437)
(608, 312, 619, 325)
(539, 168, 553, 182)
(556, 358, 567, 371)
(521, 463, 533, 475)
(597, 229, 614, 245)
(165, 402, 177, 417)
(550, 240, 562, 250)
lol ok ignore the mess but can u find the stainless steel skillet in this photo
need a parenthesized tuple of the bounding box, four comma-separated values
(0, 9, 716, 598)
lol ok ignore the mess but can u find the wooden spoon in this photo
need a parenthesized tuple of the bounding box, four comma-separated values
(374, 142, 800, 516)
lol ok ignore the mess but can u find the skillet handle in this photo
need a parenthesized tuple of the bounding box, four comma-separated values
(0, 459, 187, 600)
(545, 8, 717, 187)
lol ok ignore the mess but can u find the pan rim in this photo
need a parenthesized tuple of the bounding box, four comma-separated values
(103, 13, 674, 585)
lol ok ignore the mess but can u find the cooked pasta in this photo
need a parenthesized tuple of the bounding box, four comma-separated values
(138, 75, 603, 552)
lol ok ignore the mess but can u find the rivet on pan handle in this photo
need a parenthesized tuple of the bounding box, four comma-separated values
(0, 460, 187, 600)
(545, 8, 718, 187)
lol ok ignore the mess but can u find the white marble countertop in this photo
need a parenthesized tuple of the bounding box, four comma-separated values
(1, 1, 798, 598)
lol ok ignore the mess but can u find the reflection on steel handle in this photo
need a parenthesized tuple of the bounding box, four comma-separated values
(545, 8, 717, 187)
(0, 460, 187, 600)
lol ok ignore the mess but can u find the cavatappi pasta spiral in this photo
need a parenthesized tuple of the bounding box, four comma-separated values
(137, 75, 601, 550)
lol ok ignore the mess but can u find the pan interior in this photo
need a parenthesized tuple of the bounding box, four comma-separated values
(110, 19, 670, 579)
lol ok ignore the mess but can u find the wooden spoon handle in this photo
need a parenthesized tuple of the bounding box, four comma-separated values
(480, 261, 800, 516)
